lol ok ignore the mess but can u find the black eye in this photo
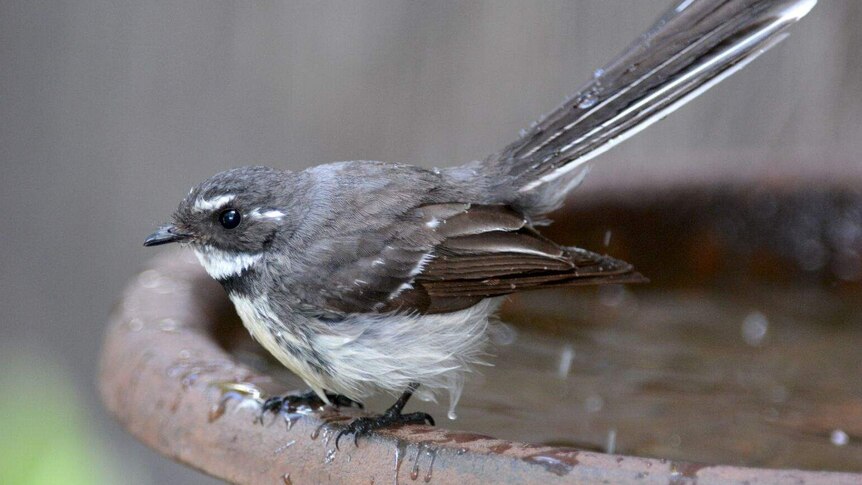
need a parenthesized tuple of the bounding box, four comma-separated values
(218, 209, 241, 229)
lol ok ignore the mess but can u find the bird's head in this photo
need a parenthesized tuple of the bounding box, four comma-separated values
(144, 166, 291, 278)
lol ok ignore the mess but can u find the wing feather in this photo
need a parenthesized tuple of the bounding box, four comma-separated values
(381, 204, 645, 314)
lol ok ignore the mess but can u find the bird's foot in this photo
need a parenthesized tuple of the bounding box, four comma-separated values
(335, 408, 435, 449)
(257, 390, 362, 423)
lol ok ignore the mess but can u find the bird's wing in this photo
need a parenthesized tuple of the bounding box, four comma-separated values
(320, 203, 644, 315)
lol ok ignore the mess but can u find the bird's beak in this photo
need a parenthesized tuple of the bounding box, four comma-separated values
(143, 224, 190, 247)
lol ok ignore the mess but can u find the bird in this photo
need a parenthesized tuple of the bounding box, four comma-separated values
(143, 0, 815, 447)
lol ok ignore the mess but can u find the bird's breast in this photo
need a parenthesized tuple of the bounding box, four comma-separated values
(228, 293, 330, 398)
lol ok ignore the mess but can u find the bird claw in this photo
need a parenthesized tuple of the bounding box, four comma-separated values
(335, 411, 435, 449)
(257, 390, 363, 424)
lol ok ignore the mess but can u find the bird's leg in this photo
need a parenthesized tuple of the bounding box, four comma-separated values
(258, 390, 363, 423)
(335, 383, 435, 449)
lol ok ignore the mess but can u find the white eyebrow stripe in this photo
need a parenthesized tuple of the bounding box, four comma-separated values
(194, 194, 235, 212)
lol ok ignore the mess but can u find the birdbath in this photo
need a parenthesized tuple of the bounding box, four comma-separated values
(100, 180, 862, 484)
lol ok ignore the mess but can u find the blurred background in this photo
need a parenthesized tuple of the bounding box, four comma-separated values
(1, 1, 860, 483)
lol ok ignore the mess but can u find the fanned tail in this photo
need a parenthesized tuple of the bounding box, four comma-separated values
(485, 0, 816, 215)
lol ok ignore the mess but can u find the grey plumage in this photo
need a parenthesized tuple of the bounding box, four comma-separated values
(145, 0, 816, 417)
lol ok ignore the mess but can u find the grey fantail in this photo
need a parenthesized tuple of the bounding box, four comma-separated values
(144, 0, 816, 445)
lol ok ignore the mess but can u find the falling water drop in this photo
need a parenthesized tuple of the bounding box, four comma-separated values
(557, 344, 575, 380)
(741, 311, 768, 346)
(831, 429, 849, 446)
(584, 394, 604, 413)
(606, 429, 617, 454)
(424, 448, 438, 482)
(394, 440, 408, 485)
(410, 447, 422, 480)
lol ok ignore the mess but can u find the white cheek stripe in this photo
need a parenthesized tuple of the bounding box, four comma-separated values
(194, 247, 262, 279)
(249, 208, 285, 220)
(194, 194, 235, 212)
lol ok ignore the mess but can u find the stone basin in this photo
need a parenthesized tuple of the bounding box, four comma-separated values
(100, 181, 862, 484)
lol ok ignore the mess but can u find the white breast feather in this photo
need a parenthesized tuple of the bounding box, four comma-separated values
(194, 247, 262, 279)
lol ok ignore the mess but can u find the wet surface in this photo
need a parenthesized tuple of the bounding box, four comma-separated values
(220, 185, 862, 473)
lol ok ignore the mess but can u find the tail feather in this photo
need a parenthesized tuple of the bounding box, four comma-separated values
(485, 0, 816, 215)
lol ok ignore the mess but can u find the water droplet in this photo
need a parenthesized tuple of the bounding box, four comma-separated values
(557, 344, 575, 380)
(488, 322, 517, 346)
(577, 92, 597, 109)
(423, 448, 437, 482)
(207, 381, 264, 422)
(605, 429, 617, 454)
(598, 285, 625, 307)
(669, 434, 682, 447)
(769, 385, 788, 403)
(593, 68, 605, 80)
(741, 312, 768, 346)
(584, 394, 604, 413)
(446, 383, 462, 421)
(324, 447, 337, 464)
(138, 270, 161, 288)
(159, 318, 179, 333)
(394, 440, 408, 485)
(322, 427, 334, 447)
(524, 454, 574, 476)
(603, 230, 612, 247)
(274, 440, 296, 456)
(154, 278, 177, 294)
(410, 448, 421, 480)
(127, 318, 143, 332)
(831, 429, 849, 446)
(178, 349, 191, 360)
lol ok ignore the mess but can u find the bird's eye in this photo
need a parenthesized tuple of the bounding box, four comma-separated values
(218, 209, 242, 229)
